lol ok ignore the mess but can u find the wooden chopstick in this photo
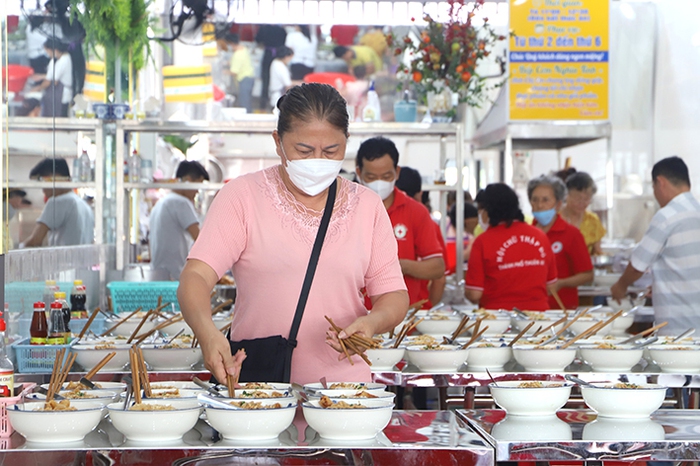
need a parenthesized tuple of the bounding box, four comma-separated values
(85, 352, 117, 380)
(450, 315, 471, 341)
(634, 321, 668, 339)
(508, 321, 535, 347)
(130, 349, 141, 404)
(212, 299, 234, 316)
(560, 309, 625, 349)
(47, 348, 64, 402)
(100, 307, 142, 337)
(127, 309, 155, 344)
(133, 314, 185, 345)
(461, 326, 489, 349)
(533, 313, 569, 337)
(226, 374, 235, 397)
(545, 307, 591, 342)
(78, 307, 101, 340)
(550, 288, 567, 312)
(137, 347, 151, 398)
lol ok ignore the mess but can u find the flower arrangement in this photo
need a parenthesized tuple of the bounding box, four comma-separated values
(388, 0, 507, 114)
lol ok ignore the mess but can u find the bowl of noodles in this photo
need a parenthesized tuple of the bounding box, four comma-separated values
(302, 396, 394, 440)
(489, 380, 572, 416)
(205, 397, 297, 440)
(107, 399, 201, 441)
(8, 400, 104, 443)
(581, 382, 667, 418)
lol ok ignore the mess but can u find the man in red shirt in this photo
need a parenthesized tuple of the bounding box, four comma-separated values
(528, 175, 593, 309)
(356, 137, 445, 308)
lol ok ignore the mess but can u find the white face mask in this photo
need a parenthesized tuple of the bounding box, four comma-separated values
(362, 179, 395, 200)
(478, 211, 489, 231)
(281, 146, 343, 196)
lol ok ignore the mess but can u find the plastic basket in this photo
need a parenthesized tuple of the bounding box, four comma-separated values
(12, 339, 73, 374)
(19, 313, 105, 340)
(107, 281, 180, 313)
(0, 382, 36, 438)
(5, 281, 73, 316)
(2, 65, 34, 93)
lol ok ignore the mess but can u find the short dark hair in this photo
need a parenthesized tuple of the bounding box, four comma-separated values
(356, 137, 399, 170)
(353, 65, 367, 79)
(333, 46, 350, 58)
(176, 160, 210, 181)
(554, 167, 576, 184)
(43, 36, 68, 53)
(30, 158, 70, 179)
(16, 98, 41, 117)
(396, 166, 422, 198)
(448, 202, 478, 228)
(224, 32, 240, 44)
(276, 46, 294, 59)
(276, 83, 349, 138)
(474, 183, 524, 227)
(652, 156, 690, 187)
(565, 171, 597, 194)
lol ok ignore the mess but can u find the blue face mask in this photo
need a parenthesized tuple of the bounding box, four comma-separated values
(532, 208, 557, 226)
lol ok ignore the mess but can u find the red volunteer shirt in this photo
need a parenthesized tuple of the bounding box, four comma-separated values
(414, 220, 449, 306)
(535, 215, 593, 309)
(465, 221, 557, 311)
(388, 188, 444, 306)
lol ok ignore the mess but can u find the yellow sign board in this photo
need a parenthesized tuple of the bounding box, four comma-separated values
(508, 0, 609, 120)
(163, 65, 213, 103)
(84, 61, 106, 102)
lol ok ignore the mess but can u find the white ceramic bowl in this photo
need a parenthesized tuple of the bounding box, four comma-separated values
(107, 399, 201, 441)
(28, 389, 119, 408)
(489, 381, 573, 416)
(511, 314, 562, 335)
(306, 389, 396, 402)
(222, 388, 293, 399)
(578, 345, 644, 372)
(466, 344, 513, 370)
(141, 388, 201, 399)
(582, 417, 665, 441)
(156, 317, 192, 336)
(594, 273, 622, 287)
(149, 381, 202, 391)
(414, 317, 462, 336)
(8, 401, 104, 443)
(237, 382, 292, 391)
(648, 345, 700, 373)
(140, 345, 203, 370)
(491, 414, 572, 441)
(41, 381, 127, 392)
(302, 398, 394, 440)
(303, 382, 386, 392)
(72, 344, 132, 371)
(405, 345, 469, 372)
(580, 383, 666, 418)
(104, 317, 156, 338)
(512, 345, 577, 372)
(365, 347, 405, 371)
(475, 317, 511, 336)
(568, 318, 611, 337)
(205, 398, 296, 440)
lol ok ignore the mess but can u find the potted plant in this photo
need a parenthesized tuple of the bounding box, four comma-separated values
(388, 0, 507, 121)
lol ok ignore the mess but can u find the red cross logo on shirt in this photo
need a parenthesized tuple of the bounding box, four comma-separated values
(394, 224, 408, 240)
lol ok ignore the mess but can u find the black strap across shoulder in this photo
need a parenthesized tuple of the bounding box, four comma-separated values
(287, 179, 337, 348)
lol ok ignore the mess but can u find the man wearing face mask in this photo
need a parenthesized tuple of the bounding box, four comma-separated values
(356, 137, 445, 308)
(528, 175, 593, 309)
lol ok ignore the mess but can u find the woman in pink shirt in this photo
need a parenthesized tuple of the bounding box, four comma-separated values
(179, 83, 409, 385)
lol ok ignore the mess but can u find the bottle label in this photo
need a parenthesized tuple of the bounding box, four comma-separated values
(30, 337, 47, 345)
(47, 336, 65, 345)
(0, 371, 14, 396)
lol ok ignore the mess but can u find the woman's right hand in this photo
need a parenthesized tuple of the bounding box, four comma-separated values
(199, 330, 245, 383)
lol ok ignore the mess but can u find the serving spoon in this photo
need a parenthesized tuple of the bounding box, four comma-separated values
(197, 392, 242, 410)
(629, 335, 658, 349)
(193, 377, 224, 397)
(672, 328, 695, 342)
(564, 374, 596, 389)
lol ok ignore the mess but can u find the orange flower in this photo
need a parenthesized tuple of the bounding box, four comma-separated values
(461, 71, 472, 82)
(412, 71, 423, 83)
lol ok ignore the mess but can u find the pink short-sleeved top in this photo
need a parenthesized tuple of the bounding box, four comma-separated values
(188, 166, 406, 385)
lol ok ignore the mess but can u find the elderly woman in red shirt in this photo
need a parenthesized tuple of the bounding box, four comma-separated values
(528, 174, 594, 310)
(465, 183, 558, 311)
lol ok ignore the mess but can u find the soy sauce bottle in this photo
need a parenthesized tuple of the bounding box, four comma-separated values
(70, 280, 87, 319)
(54, 292, 71, 343)
(48, 301, 66, 345)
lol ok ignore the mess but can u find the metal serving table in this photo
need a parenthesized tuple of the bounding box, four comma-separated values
(0, 410, 494, 466)
(461, 408, 700, 463)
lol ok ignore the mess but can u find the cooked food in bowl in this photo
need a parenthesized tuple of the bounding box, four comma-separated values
(466, 344, 512, 370)
(72, 344, 131, 371)
(8, 401, 104, 443)
(230, 400, 283, 409)
(489, 381, 573, 416)
(107, 399, 201, 441)
(405, 344, 469, 372)
(230, 389, 289, 398)
(35, 399, 76, 411)
(205, 397, 296, 440)
(512, 345, 576, 372)
(140, 345, 203, 370)
(365, 347, 405, 370)
(578, 344, 643, 372)
(581, 382, 666, 418)
(648, 345, 700, 373)
(301, 398, 394, 440)
(129, 403, 175, 411)
(319, 395, 367, 409)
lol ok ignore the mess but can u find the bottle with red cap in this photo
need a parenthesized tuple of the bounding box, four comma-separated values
(0, 316, 14, 396)
(30, 301, 48, 345)
(48, 301, 67, 345)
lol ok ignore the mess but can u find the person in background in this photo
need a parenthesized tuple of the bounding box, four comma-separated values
(255, 24, 287, 110)
(31, 37, 72, 117)
(333, 45, 383, 78)
(22, 158, 94, 247)
(528, 175, 593, 310)
(269, 47, 294, 110)
(224, 33, 255, 114)
(5, 188, 31, 221)
(285, 25, 317, 80)
(465, 183, 557, 310)
(330, 24, 359, 47)
(445, 202, 479, 274)
(178, 84, 408, 385)
(355, 137, 445, 308)
(26, 13, 58, 75)
(557, 170, 606, 256)
(396, 166, 447, 306)
(359, 26, 388, 59)
(16, 98, 42, 117)
(611, 156, 700, 335)
(149, 161, 210, 281)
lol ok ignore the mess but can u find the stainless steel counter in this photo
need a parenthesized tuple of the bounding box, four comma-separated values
(461, 408, 700, 462)
(0, 410, 494, 466)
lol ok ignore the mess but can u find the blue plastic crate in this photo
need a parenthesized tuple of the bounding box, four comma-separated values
(18, 313, 106, 340)
(107, 281, 180, 313)
(12, 339, 73, 374)
(5, 281, 73, 315)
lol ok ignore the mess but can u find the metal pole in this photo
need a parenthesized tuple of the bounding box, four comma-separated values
(438, 135, 448, 233)
(606, 136, 614, 239)
(115, 124, 126, 270)
(454, 124, 465, 292)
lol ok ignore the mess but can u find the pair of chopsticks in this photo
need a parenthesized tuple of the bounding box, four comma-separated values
(132, 312, 183, 345)
(406, 299, 429, 321)
(77, 307, 102, 340)
(559, 309, 626, 349)
(129, 346, 152, 404)
(84, 351, 117, 380)
(460, 318, 489, 349)
(532, 311, 569, 337)
(47, 349, 77, 402)
(534, 308, 591, 347)
(392, 317, 425, 348)
(100, 307, 143, 337)
(325, 316, 380, 366)
(127, 309, 156, 344)
(448, 316, 471, 343)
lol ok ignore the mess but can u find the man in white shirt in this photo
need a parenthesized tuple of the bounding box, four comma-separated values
(285, 25, 317, 80)
(31, 37, 73, 116)
(611, 156, 700, 334)
(149, 161, 210, 281)
(268, 46, 294, 110)
(22, 158, 94, 247)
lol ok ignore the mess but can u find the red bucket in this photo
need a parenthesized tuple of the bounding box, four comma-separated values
(303, 72, 356, 90)
(2, 65, 34, 93)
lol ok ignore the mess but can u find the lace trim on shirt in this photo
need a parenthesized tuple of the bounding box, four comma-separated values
(259, 166, 359, 245)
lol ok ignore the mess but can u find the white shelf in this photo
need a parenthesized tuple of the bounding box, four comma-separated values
(8, 181, 97, 190)
(123, 182, 225, 190)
